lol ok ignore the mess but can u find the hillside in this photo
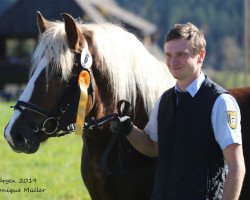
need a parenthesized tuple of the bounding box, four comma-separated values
(116, 0, 244, 71)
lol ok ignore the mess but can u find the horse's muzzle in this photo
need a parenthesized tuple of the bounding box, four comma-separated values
(9, 140, 40, 154)
(4, 131, 40, 154)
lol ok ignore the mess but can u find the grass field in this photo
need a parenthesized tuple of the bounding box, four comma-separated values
(0, 101, 91, 200)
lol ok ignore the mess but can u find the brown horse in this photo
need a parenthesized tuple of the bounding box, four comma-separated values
(228, 87, 250, 200)
(3, 12, 175, 200)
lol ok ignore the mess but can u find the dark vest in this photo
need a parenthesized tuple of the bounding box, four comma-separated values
(152, 77, 228, 200)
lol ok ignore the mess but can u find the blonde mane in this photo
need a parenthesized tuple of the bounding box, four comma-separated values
(31, 21, 74, 81)
(31, 20, 175, 115)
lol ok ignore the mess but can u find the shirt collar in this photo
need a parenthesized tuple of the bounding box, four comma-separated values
(175, 73, 205, 97)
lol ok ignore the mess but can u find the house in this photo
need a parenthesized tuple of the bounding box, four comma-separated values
(0, 0, 161, 87)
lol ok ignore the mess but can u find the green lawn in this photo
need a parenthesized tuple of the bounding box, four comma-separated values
(0, 102, 91, 200)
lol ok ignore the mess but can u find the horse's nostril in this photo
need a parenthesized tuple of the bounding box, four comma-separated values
(12, 132, 25, 144)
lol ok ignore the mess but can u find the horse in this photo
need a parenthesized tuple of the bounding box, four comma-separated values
(228, 87, 250, 200)
(3, 12, 175, 200)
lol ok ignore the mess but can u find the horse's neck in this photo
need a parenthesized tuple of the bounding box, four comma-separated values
(132, 93, 149, 129)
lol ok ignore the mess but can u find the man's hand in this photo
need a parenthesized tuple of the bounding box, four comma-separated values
(110, 116, 133, 136)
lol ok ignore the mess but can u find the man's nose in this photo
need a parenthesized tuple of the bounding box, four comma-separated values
(170, 56, 179, 66)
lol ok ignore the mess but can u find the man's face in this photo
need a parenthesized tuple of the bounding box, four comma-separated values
(164, 38, 204, 83)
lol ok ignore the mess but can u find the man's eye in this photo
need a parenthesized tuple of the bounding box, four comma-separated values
(177, 52, 183, 57)
(166, 54, 171, 58)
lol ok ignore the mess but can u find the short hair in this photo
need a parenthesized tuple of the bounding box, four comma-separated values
(165, 22, 206, 54)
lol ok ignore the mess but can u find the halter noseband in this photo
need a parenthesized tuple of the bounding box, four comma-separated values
(12, 99, 71, 136)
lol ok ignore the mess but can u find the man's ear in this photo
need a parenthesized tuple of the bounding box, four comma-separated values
(198, 49, 206, 64)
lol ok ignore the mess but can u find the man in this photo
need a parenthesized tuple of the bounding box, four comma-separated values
(110, 22, 245, 200)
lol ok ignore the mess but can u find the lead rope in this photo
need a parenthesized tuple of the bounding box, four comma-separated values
(101, 132, 129, 176)
(101, 100, 131, 176)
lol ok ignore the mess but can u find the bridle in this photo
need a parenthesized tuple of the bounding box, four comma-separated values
(12, 44, 95, 137)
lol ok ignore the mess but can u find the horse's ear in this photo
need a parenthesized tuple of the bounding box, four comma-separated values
(61, 13, 85, 52)
(37, 11, 50, 34)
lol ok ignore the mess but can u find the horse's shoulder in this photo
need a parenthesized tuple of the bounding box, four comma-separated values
(228, 87, 250, 121)
(229, 87, 250, 102)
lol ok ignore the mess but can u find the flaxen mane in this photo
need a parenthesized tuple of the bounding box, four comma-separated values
(31, 20, 175, 115)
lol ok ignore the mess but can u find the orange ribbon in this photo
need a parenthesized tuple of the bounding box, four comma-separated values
(75, 70, 91, 135)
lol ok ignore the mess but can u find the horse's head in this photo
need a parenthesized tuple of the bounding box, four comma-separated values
(4, 12, 96, 153)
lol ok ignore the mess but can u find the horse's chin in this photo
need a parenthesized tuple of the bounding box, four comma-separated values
(8, 141, 40, 154)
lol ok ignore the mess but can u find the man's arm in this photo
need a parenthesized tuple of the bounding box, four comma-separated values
(127, 126, 158, 158)
(222, 143, 245, 200)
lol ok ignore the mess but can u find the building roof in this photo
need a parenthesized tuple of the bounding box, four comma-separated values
(0, 0, 157, 38)
(79, 0, 156, 35)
